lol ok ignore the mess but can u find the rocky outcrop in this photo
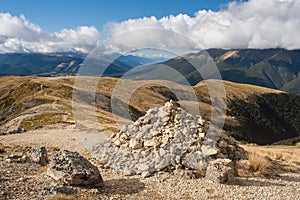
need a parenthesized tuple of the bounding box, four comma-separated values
(4, 146, 48, 165)
(0, 128, 26, 136)
(92, 101, 248, 182)
(4, 154, 26, 163)
(47, 150, 103, 186)
(27, 146, 48, 166)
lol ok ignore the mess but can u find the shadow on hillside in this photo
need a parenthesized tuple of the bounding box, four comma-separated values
(95, 178, 145, 195)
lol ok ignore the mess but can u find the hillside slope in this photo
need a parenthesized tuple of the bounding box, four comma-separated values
(0, 76, 299, 145)
(160, 48, 300, 94)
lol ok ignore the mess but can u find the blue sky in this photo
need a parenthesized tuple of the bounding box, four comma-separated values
(0, 0, 237, 32)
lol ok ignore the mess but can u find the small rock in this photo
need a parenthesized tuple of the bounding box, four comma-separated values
(198, 132, 205, 138)
(8, 128, 26, 134)
(27, 146, 48, 166)
(201, 145, 219, 156)
(120, 143, 129, 150)
(110, 132, 116, 138)
(40, 184, 77, 198)
(144, 140, 155, 147)
(18, 177, 28, 182)
(235, 159, 251, 170)
(205, 159, 235, 184)
(123, 167, 135, 176)
(218, 140, 228, 148)
(141, 171, 151, 178)
(164, 100, 174, 110)
(227, 145, 236, 153)
(114, 139, 122, 146)
(33, 125, 43, 130)
(159, 148, 166, 157)
(120, 133, 130, 140)
(194, 168, 206, 178)
(161, 136, 169, 145)
(129, 138, 143, 150)
(138, 164, 150, 172)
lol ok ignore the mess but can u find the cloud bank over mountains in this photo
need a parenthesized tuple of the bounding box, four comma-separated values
(0, 0, 299, 53)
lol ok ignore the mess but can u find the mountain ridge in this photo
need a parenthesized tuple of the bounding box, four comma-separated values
(0, 48, 299, 93)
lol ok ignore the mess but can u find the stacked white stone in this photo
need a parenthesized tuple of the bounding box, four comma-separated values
(92, 100, 249, 182)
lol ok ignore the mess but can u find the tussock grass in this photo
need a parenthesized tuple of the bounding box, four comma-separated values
(244, 145, 300, 175)
(248, 152, 273, 176)
(243, 145, 300, 166)
(48, 145, 61, 152)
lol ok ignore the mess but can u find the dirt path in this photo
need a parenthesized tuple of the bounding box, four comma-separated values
(1, 103, 70, 133)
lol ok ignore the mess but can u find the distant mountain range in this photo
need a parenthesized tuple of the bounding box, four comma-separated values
(0, 52, 84, 77)
(0, 48, 299, 94)
(0, 52, 158, 77)
(165, 48, 300, 94)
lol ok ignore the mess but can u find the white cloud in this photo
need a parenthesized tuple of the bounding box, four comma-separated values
(0, 13, 101, 53)
(104, 0, 300, 51)
(0, 0, 299, 53)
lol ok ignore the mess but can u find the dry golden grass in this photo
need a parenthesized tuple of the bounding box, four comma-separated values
(243, 144, 300, 175)
(48, 145, 61, 152)
(243, 145, 300, 166)
(282, 166, 299, 173)
(248, 152, 273, 176)
(0, 76, 285, 132)
(21, 113, 66, 131)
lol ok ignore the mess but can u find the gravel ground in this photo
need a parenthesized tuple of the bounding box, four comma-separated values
(0, 151, 299, 200)
(96, 169, 300, 200)
(1, 126, 300, 200)
(0, 125, 88, 155)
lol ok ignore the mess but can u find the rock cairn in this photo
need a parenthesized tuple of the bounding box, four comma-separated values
(92, 100, 248, 182)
